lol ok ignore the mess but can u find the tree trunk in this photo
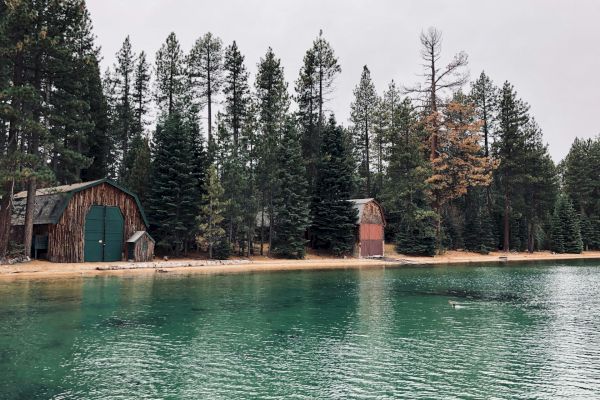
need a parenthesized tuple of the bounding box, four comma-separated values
(207, 56, 212, 144)
(365, 115, 370, 196)
(527, 220, 535, 253)
(503, 190, 510, 252)
(259, 191, 265, 256)
(0, 180, 15, 258)
(23, 178, 37, 258)
(436, 205, 442, 254)
(0, 54, 23, 258)
(430, 49, 438, 161)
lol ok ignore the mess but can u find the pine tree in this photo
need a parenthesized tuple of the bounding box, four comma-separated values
(551, 195, 583, 254)
(148, 112, 198, 255)
(271, 119, 311, 259)
(121, 135, 151, 206)
(562, 136, 600, 249)
(493, 82, 532, 251)
(350, 65, 378, 197)
(520, 120, 558, 252)
(550, 203, 565, 253)
(155, 32, 186, 115)
(371, 95, 387, 197)
(113, 36, 136, 177)
(81, 58, 111, 181)
(189, 32, 224, 145)
(295, 31, 341, 191)
(255, 48, 290, 255)
(379, 97, 431, 242)
(396, 210, 437, 257)
(311, 115, 358, 256)
(426, 97, 494, 250)
(222, 41, 249, 152)
(464, 189, 496, 253)
(132, 51, 151, 136)
(470, 71, 498, 157)
(197, 165, 228, 259)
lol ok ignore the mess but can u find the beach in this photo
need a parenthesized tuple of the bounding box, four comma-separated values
(2, 247, 600, 280)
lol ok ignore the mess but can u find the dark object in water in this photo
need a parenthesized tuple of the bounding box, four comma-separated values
(156, 269, 168, 273)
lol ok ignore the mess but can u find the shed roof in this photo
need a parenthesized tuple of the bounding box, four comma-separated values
(349, 198, 385, 225)
(127, 231, 155, 243)
(10, 178, 149, 227)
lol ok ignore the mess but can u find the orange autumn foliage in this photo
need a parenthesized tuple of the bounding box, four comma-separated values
(425, 100, 497, 210)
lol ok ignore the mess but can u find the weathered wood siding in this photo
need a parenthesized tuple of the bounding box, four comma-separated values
(47, 183, 146, 263)
(128, 233, 155, 262)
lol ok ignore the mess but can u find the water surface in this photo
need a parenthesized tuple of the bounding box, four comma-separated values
(1, 261, 600, 399)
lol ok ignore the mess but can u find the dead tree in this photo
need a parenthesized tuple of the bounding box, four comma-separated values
(404, 27, 469, 160)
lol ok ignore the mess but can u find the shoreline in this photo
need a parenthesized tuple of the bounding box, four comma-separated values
(1, 250, 600, 281)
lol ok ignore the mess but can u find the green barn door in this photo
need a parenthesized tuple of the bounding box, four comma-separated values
(84, 206, 124, 262)
(84, 206, 104, 262)
(103, 207, 124, 261)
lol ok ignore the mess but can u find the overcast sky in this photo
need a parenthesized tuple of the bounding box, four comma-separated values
(87, 0, 600, 161)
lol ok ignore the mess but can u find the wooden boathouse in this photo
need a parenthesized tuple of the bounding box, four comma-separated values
(11, 179, 152, 263)
(350, 198, 386, 258)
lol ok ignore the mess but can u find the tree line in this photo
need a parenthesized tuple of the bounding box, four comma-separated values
(1, 2, 598, 260)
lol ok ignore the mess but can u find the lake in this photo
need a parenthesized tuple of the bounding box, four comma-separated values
(1, 261, 600, 399)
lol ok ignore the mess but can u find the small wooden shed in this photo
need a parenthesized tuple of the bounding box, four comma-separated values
(126, 231, 155, 262)
(11, 179, 150, 263)
(350, 198, 386, 258)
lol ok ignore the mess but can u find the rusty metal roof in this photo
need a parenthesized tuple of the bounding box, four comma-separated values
(349, 198, 385, 225)
(10, 179, 149, 227)
(12, 179, 104, 199)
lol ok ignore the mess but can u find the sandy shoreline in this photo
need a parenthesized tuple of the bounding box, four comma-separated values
(1, 249, 600, 281)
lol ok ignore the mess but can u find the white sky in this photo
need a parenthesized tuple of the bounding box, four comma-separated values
(87, 0, 600, 161)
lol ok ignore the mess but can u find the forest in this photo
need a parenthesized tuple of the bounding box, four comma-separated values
(1, 0, 599, 261)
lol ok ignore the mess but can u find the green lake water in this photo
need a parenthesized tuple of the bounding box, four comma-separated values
(2, 261, 600, 399)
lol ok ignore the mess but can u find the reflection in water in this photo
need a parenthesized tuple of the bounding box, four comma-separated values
(1, 262, 600, 399)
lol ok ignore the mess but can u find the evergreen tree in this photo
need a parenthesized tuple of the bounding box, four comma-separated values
(218, 42, 252, 253)
(189, 32, 224, 145)
(121, 135, 151, 206)
(350, 65, 378, 197)
(155, 32, 186, 115)
(550, 203, 565, 253)
(311, 116, 358, 256)
(113, 36, 136, 177)
(464, 189, 496, 253)
(426, 98, 494, 250)
(562, 136, 600, 249)
(81, 58, 111, 181)
(0, 0, 103, 257)
(396, 210, 437, 257)
(132, 51, 151, 136)
(255, 48, 289, 255)
(520, 120, 558, 252)
(551, 195, 583, 254)
(197, 165, 228, 259)
(148, 112, 198, 255)
(271, 119, 311, 259)
(222, 41, 249, 151)
(295, 31, 341, 191)
(470, 71, 498, 157)
(493, 82, 532, 251)
(379, 97, 431, 242)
